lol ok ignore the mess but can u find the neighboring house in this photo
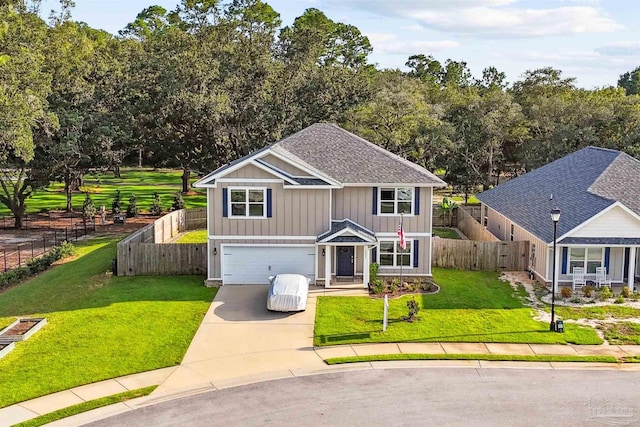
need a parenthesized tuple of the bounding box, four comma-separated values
(477, 146, 640, 291)
(194, 123, 446, 287)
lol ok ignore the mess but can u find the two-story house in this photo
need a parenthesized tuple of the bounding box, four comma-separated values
(194, 123, 446, 287)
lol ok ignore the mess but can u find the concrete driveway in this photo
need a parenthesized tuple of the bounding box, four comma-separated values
(152, 285, 330, 396)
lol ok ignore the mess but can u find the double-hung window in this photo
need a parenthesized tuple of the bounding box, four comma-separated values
(379, 188, 413, 215)
(378, 240, 412, 268)
(229, 188, 266, 218)
(569, 247, 603, 274)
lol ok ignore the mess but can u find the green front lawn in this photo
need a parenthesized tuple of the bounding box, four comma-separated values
(432, 227, 461, 239)
(314, 268, 601, 346)
(0, 237, 216, 408)
(602, 323, 640, 345)
(0, 168, 206, 215)
(555, 305, 640, 320)
(176, 229, 207, 243)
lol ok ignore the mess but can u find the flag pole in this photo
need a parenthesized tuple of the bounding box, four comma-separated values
(400, 212, 404, 293)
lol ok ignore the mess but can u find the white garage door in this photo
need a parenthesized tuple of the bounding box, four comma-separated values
(222, 245, 315, 285)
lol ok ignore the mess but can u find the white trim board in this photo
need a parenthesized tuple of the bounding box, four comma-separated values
(556, 202, 640, 243)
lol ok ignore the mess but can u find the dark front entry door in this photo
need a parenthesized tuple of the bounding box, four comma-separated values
(336, 246, 355, 277)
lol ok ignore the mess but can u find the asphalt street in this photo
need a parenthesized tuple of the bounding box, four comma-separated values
(87, 368, 640, 427)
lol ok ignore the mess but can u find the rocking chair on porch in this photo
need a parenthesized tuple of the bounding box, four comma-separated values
(572, 267, 586, 291)
(595, 267, 612, 288)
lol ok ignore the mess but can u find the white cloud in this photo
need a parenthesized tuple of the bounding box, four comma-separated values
(326, 0, 620, 38)
(365, 32, 459, 55)
(595, 41, 640, 56)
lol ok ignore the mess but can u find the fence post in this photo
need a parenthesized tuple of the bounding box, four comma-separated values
(75, 225, 78, 241)
(3, 249, 6, 272)
(31, 241, 34, 258)
(54, 230, 57, 246)
(43, 235, 46, 253)
(65, 227, 68, 242)
(17, 244, 21, 267)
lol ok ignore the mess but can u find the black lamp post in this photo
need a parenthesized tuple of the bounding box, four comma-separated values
(550, 208, 561, 332)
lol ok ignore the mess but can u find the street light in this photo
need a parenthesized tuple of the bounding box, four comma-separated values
(550, 207, 561, 332)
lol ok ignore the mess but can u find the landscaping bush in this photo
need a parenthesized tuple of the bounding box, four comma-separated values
(583, 285, 595, 298)
(3, 242, 76, 290)
(371, 279, 385, 295)
(149, 192, 163, 216)
(389, 278, 400, 294)
(406, 297, 420, 322)
(570, 297, 582, 304)
(632, 292, 640, 302)
(621, 286, 632, 298)
(111, 190, 123, 215)
(126, 194, 139, 218)
(560, 287, 572, 299)
(599, 286, 613, 301)
(614, 295, 625, 304)
(0, 267, 30, 290)
(82, 193, 97, 222)
(171, 191, 185, 211)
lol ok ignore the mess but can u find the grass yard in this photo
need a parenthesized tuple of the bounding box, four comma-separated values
(0, 236, 216, 408)
(602, 323, 640, 345)
(555, 305, 640, 320)
(314, 268, 601, 346)
(0, 168, 206, 215)
(176, 229, 207, 243)
(432, 227, 461, 239)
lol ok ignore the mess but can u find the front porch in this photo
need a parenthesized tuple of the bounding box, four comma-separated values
(550, 242, 640, 292)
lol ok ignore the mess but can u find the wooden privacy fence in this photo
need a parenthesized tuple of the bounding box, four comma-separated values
(431, 205, 481, 228)
(116, 207, 207, 276)
(432, 238, 529, 272)
(457, 208, 499, 242)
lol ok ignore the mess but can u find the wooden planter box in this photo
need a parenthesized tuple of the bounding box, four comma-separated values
(0, 318, 47, 344)
(0, 342, 15, 359)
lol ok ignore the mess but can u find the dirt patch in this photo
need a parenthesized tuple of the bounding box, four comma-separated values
(3, 320, 38, 336)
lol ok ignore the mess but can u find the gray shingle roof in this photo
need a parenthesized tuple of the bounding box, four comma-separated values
(271, 123, 446, 186)
(559, 237, 640, 245)
(477, 147, 640, 243)
(317, 219, 376, 242)
(254, 158, 330, 186)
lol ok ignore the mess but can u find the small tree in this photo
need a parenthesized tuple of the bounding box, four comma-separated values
(149, 191, 163, 216)
(81, 193, 97, 224)
(111, 190, 123, 215)
(171, 191, 185, 211)
(406, 297, 420, 322)
(126, 194, 139, 218)
(439, 196, 458, 227)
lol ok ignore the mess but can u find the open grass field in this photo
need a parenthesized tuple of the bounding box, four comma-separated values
(0, 168, 206, 216)
(314, 268, 601, 346)
(0, 236, 216, 408)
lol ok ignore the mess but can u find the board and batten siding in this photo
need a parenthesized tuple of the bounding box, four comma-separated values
(568, 205, 640, 238)
(208, 180, 330, 238)
(224, 163, 277, 180)
(376, 236, 432, 276)
(332, 187, 432, 233)
(484, 205, 547, 280)
(259, 154, 314, 177)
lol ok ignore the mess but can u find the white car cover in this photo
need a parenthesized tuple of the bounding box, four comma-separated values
(267, 274, 310, 312)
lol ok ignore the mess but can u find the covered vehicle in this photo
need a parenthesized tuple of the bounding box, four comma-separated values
(267, 274, 310, 312)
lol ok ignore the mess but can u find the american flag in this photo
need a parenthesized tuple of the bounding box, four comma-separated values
(397, 222, 406, 250)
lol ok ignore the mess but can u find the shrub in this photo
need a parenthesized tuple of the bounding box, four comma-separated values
(582, 285, 595, 298)
(621, 286, 632, 298)
(614, 295, 625, 304)
(126, 194, 139, 218)
(111, 190, 123, 215)
(371, 279, 385, 295)
(389, 278, 400, 294)
(570, 297, 582, 304)
(369, 262, 379, 284)
(406, 297, 420, 322)
(560, 287, 572, 299)
(171, 191, 185, 211)
(58, 241, 76, 258)
(82, 193, 97, 222)
(632, 292, 640, 301)
(599, 286, 613, 301)
(149, 192, 163, 216)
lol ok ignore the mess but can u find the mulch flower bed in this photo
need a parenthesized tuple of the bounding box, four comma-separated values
(368, 282, 440, 298)
(4, 320, 39, 336)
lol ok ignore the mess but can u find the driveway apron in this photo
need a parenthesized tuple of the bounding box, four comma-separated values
(153, 285, 325, 395)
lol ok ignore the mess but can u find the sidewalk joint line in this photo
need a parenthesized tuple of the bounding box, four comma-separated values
(70, 389, 87, 402)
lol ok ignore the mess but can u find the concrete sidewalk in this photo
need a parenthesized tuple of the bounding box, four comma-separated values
(3, 343, 640, 427)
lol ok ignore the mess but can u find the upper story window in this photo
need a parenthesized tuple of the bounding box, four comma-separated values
(229, 188, 266, 218)
(379, 188, 413, 215)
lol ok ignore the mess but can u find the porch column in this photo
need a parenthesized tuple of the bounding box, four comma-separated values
(362, 246, 370, 289)
(629, 246, 637, 292)
(553, 245, 561, 294)
(325, 245, 332, 288)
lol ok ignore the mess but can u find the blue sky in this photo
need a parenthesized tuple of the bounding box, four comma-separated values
(41, 0, 640, 88)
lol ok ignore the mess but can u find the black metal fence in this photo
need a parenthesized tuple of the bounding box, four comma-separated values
(1, 220, 96, 273)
